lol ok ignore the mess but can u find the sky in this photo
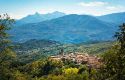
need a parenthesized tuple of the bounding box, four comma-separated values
(0, 0, 125, 19)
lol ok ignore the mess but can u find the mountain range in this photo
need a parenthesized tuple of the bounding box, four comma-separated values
(10, 12, 125, 43)
(15, 11, 65, 25)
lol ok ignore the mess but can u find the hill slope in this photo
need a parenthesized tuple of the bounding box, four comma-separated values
(10, 14, 116, 43)
(15, 39, 114, 63)
(97, 12, 125, 25)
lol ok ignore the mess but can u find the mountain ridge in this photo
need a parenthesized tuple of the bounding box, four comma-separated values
(97, 12, 125, 25)
(10, 14, 118, 43)
(15, 11, 66, 25)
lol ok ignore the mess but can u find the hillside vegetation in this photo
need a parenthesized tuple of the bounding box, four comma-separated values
(14, 40, 114, 63)
(10, 12, 125, 43)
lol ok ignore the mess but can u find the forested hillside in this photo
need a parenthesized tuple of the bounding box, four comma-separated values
(10, 13, 122, 43)
(14, 39, 114, 63)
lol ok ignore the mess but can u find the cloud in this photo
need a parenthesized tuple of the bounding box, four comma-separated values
(106, 6, 125, 11)
(78, 1, 108, 7)
(106, 6, 118, 10)
(76, 1, 125, 16)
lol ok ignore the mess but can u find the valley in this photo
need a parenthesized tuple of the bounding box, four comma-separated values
(0, 7, 125, 79)
(14, 39, 114, 63)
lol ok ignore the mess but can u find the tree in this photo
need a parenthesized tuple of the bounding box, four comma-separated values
(114, 23, 125, 80)
(0, 14, 16, 80)
(63, 68, 78, 75)
(10, 70, 30, 80)
(99, 23, 125, 80)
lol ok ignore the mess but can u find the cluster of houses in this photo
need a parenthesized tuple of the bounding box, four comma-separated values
(49, 52, 102, 68)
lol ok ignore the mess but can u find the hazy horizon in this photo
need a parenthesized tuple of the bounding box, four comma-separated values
(15, 11, 125, 20)
(0, 0, 125, 19)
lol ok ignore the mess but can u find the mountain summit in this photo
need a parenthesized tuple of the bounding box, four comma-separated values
(16, 11, 65, 25)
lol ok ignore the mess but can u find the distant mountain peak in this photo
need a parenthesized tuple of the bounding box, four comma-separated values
(47, 11, 65, 15)
(34, 12, 41, 15)
(16, 11, 66, 25)
(52, 11, 65, 14)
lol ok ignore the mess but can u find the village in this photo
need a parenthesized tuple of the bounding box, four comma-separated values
(50, 51, 102, 68)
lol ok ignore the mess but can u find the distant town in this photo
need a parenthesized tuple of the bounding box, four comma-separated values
(50, 52, 102, 68)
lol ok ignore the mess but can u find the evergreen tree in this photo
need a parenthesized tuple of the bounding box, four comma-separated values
(99, 23, 125, 80)
(114, 23, 125, 80)
(0, 14, 16, 80)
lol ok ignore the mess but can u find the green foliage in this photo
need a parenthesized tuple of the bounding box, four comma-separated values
(0, 14, 15, 64)
(10, 40, 113, 80)
(63, 68, 79, 75)
(98, 23, 125, 80)
(0, 14, 16, 80)
(23, 59, 64, 78)
(10, 70, 31, 80)
(15, 40, 114, 64)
